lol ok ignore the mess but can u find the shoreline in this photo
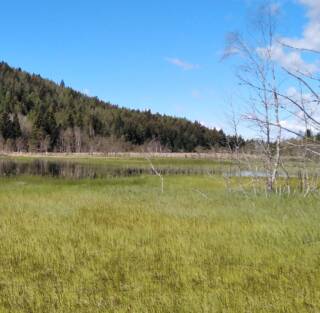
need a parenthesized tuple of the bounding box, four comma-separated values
(0, 151, 240, 160)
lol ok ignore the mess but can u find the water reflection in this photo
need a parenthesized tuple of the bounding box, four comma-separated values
(0, 159, 220, 179)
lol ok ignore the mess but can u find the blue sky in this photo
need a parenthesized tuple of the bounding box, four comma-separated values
(0, 0, 310, 134)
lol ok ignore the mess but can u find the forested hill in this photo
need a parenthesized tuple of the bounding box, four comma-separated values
(0, 61, 235, 152)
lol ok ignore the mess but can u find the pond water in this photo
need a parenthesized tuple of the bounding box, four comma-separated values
(0, 159, 223, 179)
(228, 170, 270, 177)
(0, 158, 289, 179)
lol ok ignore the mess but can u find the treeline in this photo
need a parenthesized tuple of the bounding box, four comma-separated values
(0, 62, 242, 152)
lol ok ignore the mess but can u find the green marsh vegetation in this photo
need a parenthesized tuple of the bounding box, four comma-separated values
(0, 157, 319, 312)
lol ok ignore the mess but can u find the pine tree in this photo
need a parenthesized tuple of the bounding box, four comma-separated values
(12, 113, 21, 139)
(0, 111, 13, 140)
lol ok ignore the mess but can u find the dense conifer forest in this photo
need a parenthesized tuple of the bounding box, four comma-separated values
(0, 62, 240, 152)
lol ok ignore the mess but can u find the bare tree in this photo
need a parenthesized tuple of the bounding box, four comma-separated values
(143, 144, 164, 194)
(224, 2, 282, 192)
(146, 156, 164, 194)
(74, 127, 82, 153)
(224, 0, 320, 196)
(275, 46, 320, 194)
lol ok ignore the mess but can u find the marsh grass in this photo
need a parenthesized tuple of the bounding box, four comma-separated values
(0, 175, 319, 312)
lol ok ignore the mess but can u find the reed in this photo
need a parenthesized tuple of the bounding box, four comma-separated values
(0, 175, 319, 312)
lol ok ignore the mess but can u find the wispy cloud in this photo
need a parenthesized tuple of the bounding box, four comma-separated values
(257, 43, 319, 74)
(270, 2, 281, 15)
(83, 88, 90, 96)
(191, 89, 203, 99)
(280, 86, 320, 136)
(165, 57, 199, 70)
(255, 1, 320, 75)
(200, 120, 221, 130)
(282, 0, 320, 52)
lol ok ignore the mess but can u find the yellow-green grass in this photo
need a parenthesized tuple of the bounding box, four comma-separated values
(0, 175, 319, 312)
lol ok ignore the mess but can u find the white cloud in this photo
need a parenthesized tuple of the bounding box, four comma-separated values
(83, 88, 90, 96)
(165, 57, 199, 70)
(279, 119, 307, 134)
(256, 1, 320, 75)
(282, 0, 320, 51)
(280, 86, 320, 135)
(200, 121, 221, 130)
(257, 0, 320, 75)
(257, 43, 318, 74)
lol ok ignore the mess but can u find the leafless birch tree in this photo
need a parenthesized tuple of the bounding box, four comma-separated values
(224, 2, 282, 192)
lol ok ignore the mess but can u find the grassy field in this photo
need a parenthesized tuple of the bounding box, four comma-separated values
(0, 172, 319, 312)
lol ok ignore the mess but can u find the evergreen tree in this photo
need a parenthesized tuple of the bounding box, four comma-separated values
(0, 111, 13, 140)
(12, 113, 21, 139)
(0, 61, 237, 152)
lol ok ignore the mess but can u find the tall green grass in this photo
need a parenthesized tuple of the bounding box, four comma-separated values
(0, 175, 319, 312)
